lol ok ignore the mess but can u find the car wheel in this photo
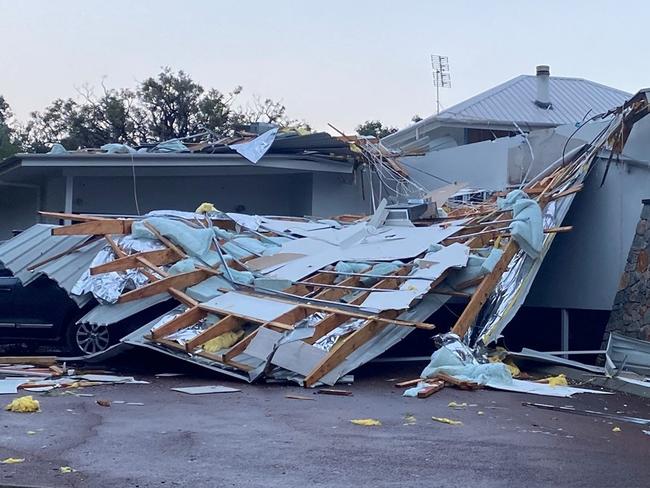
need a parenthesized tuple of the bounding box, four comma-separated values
(66, 322, 112, 355)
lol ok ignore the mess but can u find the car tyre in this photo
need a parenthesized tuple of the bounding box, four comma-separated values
(66, 321, 113, 356)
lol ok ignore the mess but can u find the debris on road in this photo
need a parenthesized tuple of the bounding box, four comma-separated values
(522, 402, 650, 426)
(5, 396, 40, 413)
(431, 416, 462, 426)
(350, 418, 382, 426)
(285, 394, 315, 401)
(96, 399, 111, 407)
(171, 385, 240, 395)
(316, 388, 352, 396)
(1, 457, 25, 464)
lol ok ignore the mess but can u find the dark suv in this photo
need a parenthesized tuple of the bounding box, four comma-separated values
(0, 266, 173, 355)
(0, 266, 97, 354)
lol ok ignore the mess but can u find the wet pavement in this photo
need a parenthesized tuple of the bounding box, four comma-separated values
(0, 358, 649, 488)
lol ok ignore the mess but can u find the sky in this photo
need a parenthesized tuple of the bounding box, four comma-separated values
(1, 0, 650, 133)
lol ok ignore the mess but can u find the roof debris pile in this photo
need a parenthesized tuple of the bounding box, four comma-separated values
(0, 92, 647, 389)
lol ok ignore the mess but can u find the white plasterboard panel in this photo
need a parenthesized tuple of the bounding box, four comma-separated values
(271, 340, 327, 376)
(245, 327, 282, 361)
(259, 218, 336, 236)
(0, 378, 32, 394)
(359, 243, 470, 312)
(203, 292, 296, 322)
(171, 385, 240, 394)
(269, 224, 464, 282)
(270, 237, 336, 255)
(486, 379, 611, 397)
(246, 253, 306, 272)
(226, 213, 263, 231)
(266, 252, 340, 281)
(399, 243, 470, 295)
(360, 290, 421, 313)
(340, 225, 462, 261)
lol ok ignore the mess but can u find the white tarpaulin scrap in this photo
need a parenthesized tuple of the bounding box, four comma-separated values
(228, 128, 278, 164)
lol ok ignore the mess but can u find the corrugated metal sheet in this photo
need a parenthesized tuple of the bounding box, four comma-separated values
(0, 224, 104, 306)
(437, 75, 631, 126)
(78, 293, 170, 326)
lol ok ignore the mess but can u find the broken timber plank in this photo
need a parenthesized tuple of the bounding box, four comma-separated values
(184, 315, 245, 352)
(0, 356, 57, 367)
(51, 219, 133, 235)
(394, 378, 421, 388)
(222, 328, 259, 363)
(417, 381, 445, 398)
(118, 269, 211, 303)
(39, 211, 109, 222)
(89, 248, 179, 275)
(150, 306, 206, 340)
(450, 240, 519, 339)
(142, 221, 186, 258)
(303, 320, 385, 387)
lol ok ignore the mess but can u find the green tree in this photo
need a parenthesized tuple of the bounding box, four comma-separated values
(356, 120, 397, 138)
(14, 67, 306, 152)
(0, 96, 20, 159)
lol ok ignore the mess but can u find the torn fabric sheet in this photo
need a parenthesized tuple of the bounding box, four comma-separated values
(228, 128, 278, 163)
(412, 336, 610, 398)
(509, 197, 543, 259)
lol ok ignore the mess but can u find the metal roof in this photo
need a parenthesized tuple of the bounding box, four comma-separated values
(0, 224, 104, 306)
(78, 293, 170, 326)
(0, 152, 354, 179)
(383, 75, 632, 146)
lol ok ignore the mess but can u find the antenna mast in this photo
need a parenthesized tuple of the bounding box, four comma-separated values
(430, 55, 451, 114)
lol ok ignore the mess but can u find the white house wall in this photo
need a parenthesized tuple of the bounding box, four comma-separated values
(527, 158, 650, 310)
(401, 137, 511, 191)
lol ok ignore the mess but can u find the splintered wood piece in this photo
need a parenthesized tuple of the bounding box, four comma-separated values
(394, 378, 422, 388)
(316, 388, 353, 396)
(0, 356, 57, 367)
(417, 381, 445, 398)
(222, 328, 259, 363)
(39, 211, 109, 222)
(90, 248, 178, 275)
(142, 221, 186, 258)
(432, 373, 482, 390)
(51, 219, 133, 236)
(150, 306, 206, 340)
(303, 320, 385, 388)
(450, 241, 519, 338)
(118, 269, 211, 303)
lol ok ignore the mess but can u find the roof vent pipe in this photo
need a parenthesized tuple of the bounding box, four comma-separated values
(534, 65, 552, 109)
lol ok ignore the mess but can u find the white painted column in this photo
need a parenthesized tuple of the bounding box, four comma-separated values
(64, 175, 74, 225)
(561, 308, 570, 358)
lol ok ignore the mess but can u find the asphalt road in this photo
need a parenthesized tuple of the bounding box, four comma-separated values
(0, 360, 649, 488)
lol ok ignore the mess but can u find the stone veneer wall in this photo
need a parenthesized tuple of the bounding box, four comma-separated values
(602, 199, 650, 346)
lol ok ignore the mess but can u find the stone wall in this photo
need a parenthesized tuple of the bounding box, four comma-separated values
(602, 199, 650, 345)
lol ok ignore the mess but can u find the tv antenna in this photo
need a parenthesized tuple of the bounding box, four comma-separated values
(431, 55, 451, 114)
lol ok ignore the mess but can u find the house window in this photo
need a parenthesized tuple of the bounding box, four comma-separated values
(465, 128, 516, 144)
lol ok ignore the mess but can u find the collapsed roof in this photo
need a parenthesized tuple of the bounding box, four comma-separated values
(1, 91, 647, 387)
